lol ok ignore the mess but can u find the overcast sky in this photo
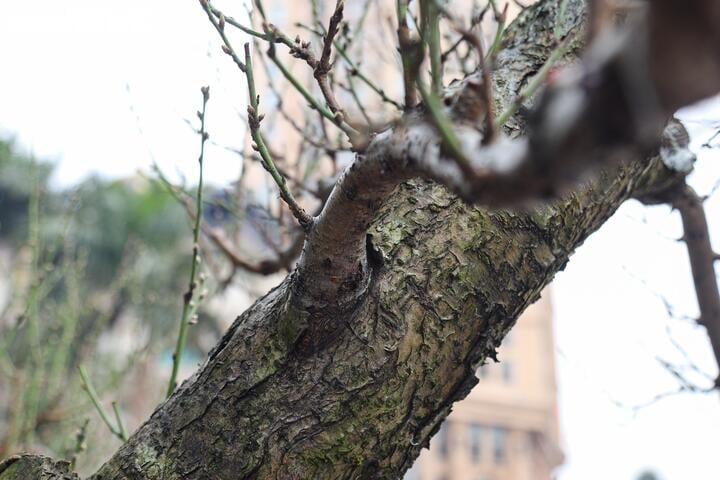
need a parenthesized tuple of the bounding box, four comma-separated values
(1, 2, 719, 479)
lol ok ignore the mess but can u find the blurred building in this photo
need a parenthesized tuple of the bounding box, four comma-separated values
(406, 293, 563, 480)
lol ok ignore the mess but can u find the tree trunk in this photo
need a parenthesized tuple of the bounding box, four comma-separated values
(82, 154, 673, 480)
(0, 455, 79, 480)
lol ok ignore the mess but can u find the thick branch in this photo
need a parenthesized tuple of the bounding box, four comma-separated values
(0, 455, 78, 480)
(90, 158, 679, 480)
(672, 186, 720, 385)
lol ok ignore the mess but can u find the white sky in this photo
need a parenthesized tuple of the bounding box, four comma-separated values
(1, 2, 719, 479)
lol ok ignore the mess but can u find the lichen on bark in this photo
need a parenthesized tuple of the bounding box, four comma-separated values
(0, 455, 79, 480)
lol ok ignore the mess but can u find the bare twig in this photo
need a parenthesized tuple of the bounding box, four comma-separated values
(78, 366, 128, 442)
(672, 185, 720, 386)
(420, 0, 443, 94)
(396, 0, 420, 108)
(199, 0, 247, 73)
(437, 4, 496, 142)
(416, 78, 475, 176)
(486, 0, 509, 61)
(245, 44, 314, 230)
(315, 0, 345, 115)
(167, 86, 210, 397)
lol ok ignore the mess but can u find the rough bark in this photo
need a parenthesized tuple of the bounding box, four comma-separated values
(0, 455, 79, 480)
(87, 157, 677, 480)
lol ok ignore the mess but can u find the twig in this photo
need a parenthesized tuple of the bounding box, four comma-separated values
(245, 44, 314, 230)
(69, 418, 90, 470)
(167, 86, 210, 397)
(332, 39, 404, 110)
(486, 0, 508, 61)
(294, 21, 404, 112)
(112, 401, 129, 443)
(420, 0, 443, 94)
(701, 128, 720, 149)
(18, 159, 43, 449)
(315, 0, 345, 115)
(672, 184, 720, 387)
(199, 0, 247, 73)
(265, 42, 360, 146)
(436, 3, 496, 142)
(396, 0, 420, 108)
(416, 77, 474, 176)
(78, 366, 128, 442)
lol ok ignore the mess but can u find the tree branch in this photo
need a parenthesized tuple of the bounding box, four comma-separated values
(672, 186, 720, 386)
(295, 0, 720, 308)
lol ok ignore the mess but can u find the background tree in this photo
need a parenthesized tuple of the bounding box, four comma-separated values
(1, 0, 720, 478)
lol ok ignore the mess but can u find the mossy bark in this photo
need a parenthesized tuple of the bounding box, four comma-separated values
(0, 455, 79, 480)
(87, 156, 674, 480)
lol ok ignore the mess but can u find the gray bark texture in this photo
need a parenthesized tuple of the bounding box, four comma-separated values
(0, 455, 79, 480)
(2, 0, 714, 479)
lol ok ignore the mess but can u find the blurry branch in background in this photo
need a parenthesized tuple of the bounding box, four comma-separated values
(332, 39, 404, 112)
(167, 86, 210, 397)
(151, 165, 305, 279)
(68, 419, 89, 471)
(702, 127, 720, 149)
(420, 0, 443, 94)
(78, 367, 128, 442)
(18, 161, 42, 449)
(671, 186, 720, 388)
(396, 0, 420, 108)
(0, 137, 204, 463)
(636, 121, 720, 389)
(485, 0, 508, 61)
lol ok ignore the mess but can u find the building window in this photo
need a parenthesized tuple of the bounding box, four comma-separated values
(501, 362, 513, 383)
(467, 423, 483, 463)
(492, 426, 507, 464)
(433, 421, 450, 459)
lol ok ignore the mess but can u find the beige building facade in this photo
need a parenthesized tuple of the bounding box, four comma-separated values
(405, 293, 563, 480)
